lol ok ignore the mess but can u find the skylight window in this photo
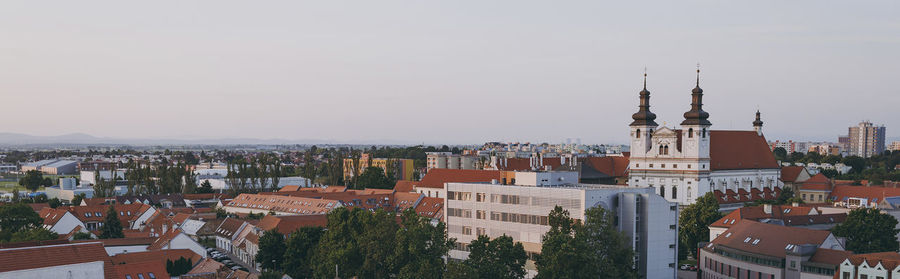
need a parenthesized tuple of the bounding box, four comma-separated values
(730, 219, 736, 224)
(725, 232, 732, 238)
(751, 239, 760, 245)
(723, 219, 729, 224)
(744, 237, 752, 243)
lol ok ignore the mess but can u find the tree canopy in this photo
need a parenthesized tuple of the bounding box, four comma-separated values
(454, 234, 527, 279)
(98, 205, 124, 239)
(679, 192, 722, 259)
(256, 229, 286, 271)
(18, 170, 45, 193)
(833, 208, 900, 253)
(536, 206, 636, 279)
(354, 166, 395, 189)
(0, 203, 43, 242)
(283, 226, 324, 279)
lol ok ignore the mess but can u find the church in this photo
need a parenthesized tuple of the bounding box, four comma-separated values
(627, 69, 781, 205)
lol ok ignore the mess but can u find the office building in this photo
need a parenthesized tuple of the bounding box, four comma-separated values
(444, 171, 678, 278)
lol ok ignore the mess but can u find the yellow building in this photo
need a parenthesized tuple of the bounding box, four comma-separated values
(343, 153, 415, 182)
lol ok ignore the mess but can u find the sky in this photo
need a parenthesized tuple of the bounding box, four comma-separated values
(0, 1, 898, 145)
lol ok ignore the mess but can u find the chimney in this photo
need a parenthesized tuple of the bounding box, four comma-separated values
(763, 204, 772, 214)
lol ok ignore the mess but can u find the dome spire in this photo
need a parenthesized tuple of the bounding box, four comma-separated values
(753, 110, 764, 135)
(630, 69, 658, 127)
(681, 64, 711, 126)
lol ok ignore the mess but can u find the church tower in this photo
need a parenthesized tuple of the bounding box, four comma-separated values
(630, 72, 658, 158)
(680, 67, 711, 160)
(753, 110, 764, 136)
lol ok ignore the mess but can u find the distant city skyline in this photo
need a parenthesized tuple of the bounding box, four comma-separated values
(1, 1, 897, 144)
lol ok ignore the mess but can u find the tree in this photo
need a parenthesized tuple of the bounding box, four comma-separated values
(18, 170, 45, 193)
(773, 147, 787, 161)
(355, 166, 394, 189)
(391, 209, 454, 279)
(98, 205, 124, 239)
(679, 192, 722, 259)
(283, 226, 324, 279)
(258, 271, 282, 279)
(0, 203, 43, 242)
(256, 229, 286, 271)
(313, 207, 398, 278)
(48, 198, 62, 208)
(833, 208, 900, 253)
(8, 227, 58, 243)
(196, 180, 214, 194)
(72, 231, 94, 240)
(71, 193, 87, 206)
(166, 257, 193, 277)
(461, 235, 527, 279)
(536, 206, 636, 279)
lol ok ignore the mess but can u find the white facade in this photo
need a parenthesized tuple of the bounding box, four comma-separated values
(156, 232, 207, 258)
(0, 261, 106, 279)
(43, 211, 87, 235)
(445, 181, 678, 279)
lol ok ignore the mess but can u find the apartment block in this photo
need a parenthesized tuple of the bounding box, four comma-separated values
(847, 121, 887, 158)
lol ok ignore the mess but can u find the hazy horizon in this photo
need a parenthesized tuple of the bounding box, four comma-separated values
(1, 1, 898, 145)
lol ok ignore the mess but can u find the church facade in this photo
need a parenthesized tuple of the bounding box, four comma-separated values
(627, 70, 781, 205)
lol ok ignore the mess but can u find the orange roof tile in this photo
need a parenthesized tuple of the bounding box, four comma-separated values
(781, 166, 808, 183)
(709, 131, 780, 170)
(808, 248, 853, 265)
(111, 248, 202, 266)
(256, 215, 328, 235)
(227, 193, 341, 215)
(0, 242, 111, 273)
(114, 260, 171, 279)
(710, 220, 832, 258)
(393, 180, 417, 193)
(414, 197, 444, 219)
(417, 169, 502, 189)
(829, 185, 900, 203)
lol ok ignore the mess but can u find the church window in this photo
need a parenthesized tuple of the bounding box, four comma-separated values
(649, 164, 654, 168)
(687, 187, 692, 199)
(688, 128, 694, 138)
(661, 164, 666, 168)
(659, 186, 665, 197)
(673, 164, 678, 168)
(687, 164, 691, 169)
(702, 128, 707, 138)
(636, 129, 641, 138)
(671, 186, 677, 199)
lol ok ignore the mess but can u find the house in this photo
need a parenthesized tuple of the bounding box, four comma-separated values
(707, 204, 847, 240)
(700, 220, 847, 278)
(0, 242, 115, 278)
(799, 173, 834, 204)
(147, 229, 207, 258)
(73, 237, 156, 255)
(413, 169, 504, 199)
(224, 193, 341, 216)
(215, 217, 249, 253)
(829, 185, 900, 209)
(780, 165, 812, 192)
(38, 207, 88, 235)
(837, 252, 900, 279)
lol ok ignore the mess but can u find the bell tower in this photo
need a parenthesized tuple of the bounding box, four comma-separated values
(630, 71, 658, 158)
(680, 66, 711, 160)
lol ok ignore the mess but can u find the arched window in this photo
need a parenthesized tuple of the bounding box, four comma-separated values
(688, 128, 694, 138)
(659, 186, 665, 197)
(636, 129, 641, 138)
(671, 186, 678, 199)
(687, 187, 692, 200)
(659, 145, 665, 155)
(702, 128, 707, 138)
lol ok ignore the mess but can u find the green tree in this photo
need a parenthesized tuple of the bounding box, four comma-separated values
(196, 180, 214, 194)
(461, 235, 527, 279)
(258, 271, 282, 279)
(72, 231, 94, 240)
(9, 227, 58, 243)
(355, 166, 394, 189)
(48, 198, 62, 208)
(283, 226, 324, 279)
(18, 170, 45, 192)
(0, 203, 43, 242)
(313, 207, 399, 278)
(773, 147, 788, 161)
(391, 209, 454, 279)
(71, 193, 87, 206)
(833, 208, 900, 253)
(679, 192, 722, 259)
(256, 229, 286, 271)
(98, 205, 124, 239)
(536, 206, 636, 279)
(166, 257, 193, 277)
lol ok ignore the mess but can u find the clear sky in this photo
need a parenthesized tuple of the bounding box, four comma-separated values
(1, 1, 897, 145)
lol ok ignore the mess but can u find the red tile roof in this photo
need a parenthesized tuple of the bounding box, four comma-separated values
(846, 252, 900, 271)
(0, 242, 111, 273)
(709, 220, 832, 258)
(710, 204, 821, 228)
(414, 197, 444, 219)
(111, 248, 202, 266)
(780, 166, 808, 183)
(227, 193, 341, 215)
(582, 156, 630, 177)
(215, 217, 246, 238)
(113, 260, 171, 279)
(393, 180, 417, 193)
(73, 237, 156, 247)
(709, 131, 780, 170)
(256, 215, 328, 235)
(417, 169, 502, 189)
(279, 185, 302, 192)
(186, 258, 225, 275)
(829, 185, 900, 203)
(808, 248, 853, 265)
(147, 229, 187, 251)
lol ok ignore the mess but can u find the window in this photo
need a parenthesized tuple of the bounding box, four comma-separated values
(659, 186, 665, 197)
(461, 226, 472, 235)
(95, 212, 101, 217)
(671, 186, 677, 199)
(138, 274, 145, 279)
(661, 164, 666, 168)
(636, 129, 641, 138)
(687, 164, 692, 169)
(673, 164, 677, 168)
(702, 128, 707, 138)
(476, 193, 486, 202)
(476, 210, 486, 219)
(126, 276, 133, 279)
(688, 128, 694, 138)
(649, 164, 654, 168)
(85, 212, 91, 217)
(476, 227, 486, 236)
(148, 273, 156, 279)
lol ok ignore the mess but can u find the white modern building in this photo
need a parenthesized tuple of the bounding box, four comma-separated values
(627, 71, 781, 205)
(445, 171, 679, 279)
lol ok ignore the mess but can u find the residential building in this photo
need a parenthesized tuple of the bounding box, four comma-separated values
(627, 72, 781, 205)
(444, 171, 679, 279)
(412, 169, 505, 199)
(343, 153, 415, 181)
(426, 152, 485, 171)
(847, 121, 887, 158)
(223, 193, 342, 216)
(892, 141, 900, 152)
(837, 252, 900, 279)
(700, 220, 848, 279)
(799, 174, 834, 204)
(780, 166, 812, 193)
(707, 204, 847, 241)
(0, 242, 114, 279)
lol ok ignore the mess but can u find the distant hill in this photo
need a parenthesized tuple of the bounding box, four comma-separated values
(0, 132, 416, 146)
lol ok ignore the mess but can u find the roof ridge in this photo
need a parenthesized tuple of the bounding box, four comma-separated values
(0, 241, 102, 252)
